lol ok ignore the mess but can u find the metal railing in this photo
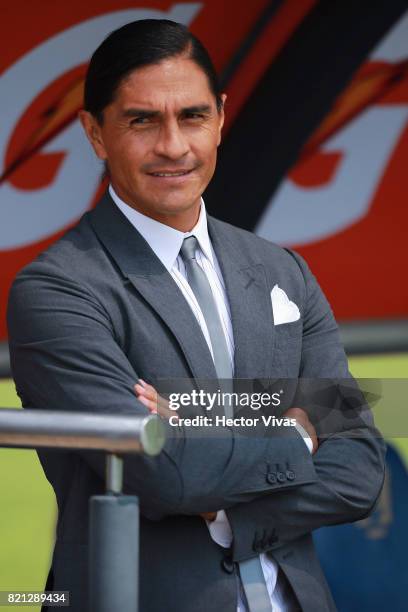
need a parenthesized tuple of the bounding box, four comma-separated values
(0, 408, 166, 612)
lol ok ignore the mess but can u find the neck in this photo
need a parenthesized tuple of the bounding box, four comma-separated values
(147, 206, 201, 232)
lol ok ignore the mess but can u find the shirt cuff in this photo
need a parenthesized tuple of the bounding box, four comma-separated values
(206, 509, 233, 548)
(294, 422, 313, 454)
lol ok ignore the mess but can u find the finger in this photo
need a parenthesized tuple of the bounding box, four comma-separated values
(137, 381, 173, 415)
(134, 383, 157, 409)
(135, 382, 160, 410)
(134, 384, 178, 420)
(157, 394, 172, 412)
(142, 384, 168, 416)
(134, 383, 146, 397)
(137, 393, 158, 414)
(139, 380, 158, 403)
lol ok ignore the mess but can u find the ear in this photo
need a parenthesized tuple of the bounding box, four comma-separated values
(216, 93, 227, 147)
(78, 110, 107, 160)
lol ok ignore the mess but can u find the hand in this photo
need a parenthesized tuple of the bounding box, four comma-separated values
(134, 380, 216, 521)
(200, 512, 217, 522)
(283, 407, 318, 454)
(134, 379, 178, 421)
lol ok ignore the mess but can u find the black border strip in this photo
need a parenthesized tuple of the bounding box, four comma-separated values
(218, 0, 285, 89)
(206, 0, 408, 229)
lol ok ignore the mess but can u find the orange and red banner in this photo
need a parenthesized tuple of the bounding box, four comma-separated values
(0, 1, 407, 341)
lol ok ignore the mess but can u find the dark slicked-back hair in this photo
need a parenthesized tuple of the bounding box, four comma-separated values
(84, 19, 223, 123)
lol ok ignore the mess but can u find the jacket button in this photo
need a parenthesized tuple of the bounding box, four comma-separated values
(266, 472, 277, 484)
(221, 557, 235, 574)
(277, 471, 286, 483)
(286, 470, 295, 481)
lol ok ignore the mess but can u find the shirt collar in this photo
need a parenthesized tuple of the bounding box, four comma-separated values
(109, 184, 214, 272)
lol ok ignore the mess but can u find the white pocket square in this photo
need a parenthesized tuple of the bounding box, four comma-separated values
(271, 284, 300, 325)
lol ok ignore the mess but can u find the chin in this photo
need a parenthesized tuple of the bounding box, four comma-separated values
(154, 194, 201, 215)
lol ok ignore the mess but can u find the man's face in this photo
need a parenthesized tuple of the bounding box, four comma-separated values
(81, 55, 225, 229)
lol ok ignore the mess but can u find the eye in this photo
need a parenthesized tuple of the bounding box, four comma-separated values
(183, 112, 205, 120)
(130, 116, 151, 125)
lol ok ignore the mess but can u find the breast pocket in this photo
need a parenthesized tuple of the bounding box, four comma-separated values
(273, 319, 303, 376)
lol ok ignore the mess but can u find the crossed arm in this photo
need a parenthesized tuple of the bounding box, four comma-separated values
(134, 379, 318, 523)
(7, 261, 318, 521)
(7, 255, 385, 543)
(134, 248, 386, 557)
(134, 376, 385, 561)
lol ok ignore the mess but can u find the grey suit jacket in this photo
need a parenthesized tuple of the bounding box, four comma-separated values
(7, 192, 385, 612)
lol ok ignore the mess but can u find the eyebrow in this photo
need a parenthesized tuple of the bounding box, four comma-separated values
(121, 104, 213, 119)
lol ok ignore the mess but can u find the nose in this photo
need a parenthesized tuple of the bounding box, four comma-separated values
(153, 119, 190, 160)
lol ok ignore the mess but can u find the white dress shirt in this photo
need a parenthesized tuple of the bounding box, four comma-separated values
(109, 185, 312, 611)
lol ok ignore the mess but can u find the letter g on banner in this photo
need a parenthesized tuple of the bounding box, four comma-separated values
(0, 3, 201, 251)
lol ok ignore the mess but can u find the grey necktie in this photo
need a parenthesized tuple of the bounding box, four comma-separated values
(180, 236, 272, 612)
(180, 236, 233, 410)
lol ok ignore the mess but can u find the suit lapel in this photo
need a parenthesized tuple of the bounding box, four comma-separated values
(208, 217, 275, 380)
(89, 193, 217, 382)
(127, 274, 218, 381)
(89, 193, 276, 382)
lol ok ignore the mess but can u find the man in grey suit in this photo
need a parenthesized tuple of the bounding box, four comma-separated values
(7, 19, 385, 612)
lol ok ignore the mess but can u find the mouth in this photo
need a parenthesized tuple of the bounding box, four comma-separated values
(147, 168, 195, 180)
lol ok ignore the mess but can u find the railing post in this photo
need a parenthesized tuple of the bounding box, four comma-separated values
(89, 455, 139, 612)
